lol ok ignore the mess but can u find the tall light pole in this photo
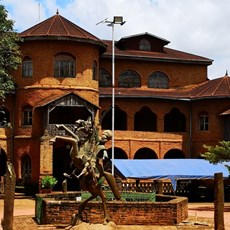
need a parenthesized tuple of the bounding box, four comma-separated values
(97, 16, 126, 175)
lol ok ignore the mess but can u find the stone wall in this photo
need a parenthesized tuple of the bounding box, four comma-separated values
(36, 193, 188, 225)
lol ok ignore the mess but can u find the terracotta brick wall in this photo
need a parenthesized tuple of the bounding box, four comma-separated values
(37, 194, 188, 225)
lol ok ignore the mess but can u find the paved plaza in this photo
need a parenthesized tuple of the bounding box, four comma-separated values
(0, 198, 230, 229)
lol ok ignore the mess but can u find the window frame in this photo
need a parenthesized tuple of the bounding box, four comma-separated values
(54, 53, 76, 78)
(99, 69, 112, 87)
(118, 70, 141, 88)
(22, 57, 33, 77)
(148, 71, 169, 89)
(199, 112, 209, 131)
(139, 39, 151, 51)
(22, 106, 32, 126)
(92, 60, 98, 80)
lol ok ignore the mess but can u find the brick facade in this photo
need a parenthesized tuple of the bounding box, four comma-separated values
(36, 193, 188, 225)
(0, 12, 229, 188)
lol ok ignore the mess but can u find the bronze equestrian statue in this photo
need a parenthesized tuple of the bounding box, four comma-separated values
(51, 117, 121, 225)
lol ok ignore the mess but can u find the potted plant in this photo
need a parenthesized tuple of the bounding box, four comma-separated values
(41, 175, 57, 193)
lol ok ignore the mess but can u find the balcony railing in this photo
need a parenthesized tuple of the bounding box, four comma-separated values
(47, 124, 76, 137)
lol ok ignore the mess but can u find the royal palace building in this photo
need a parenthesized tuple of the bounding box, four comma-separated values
(0, 12, 230, 191)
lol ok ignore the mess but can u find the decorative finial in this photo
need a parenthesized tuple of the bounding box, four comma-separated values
(56, 9, 59, 15)
(225, 70, 228, 76)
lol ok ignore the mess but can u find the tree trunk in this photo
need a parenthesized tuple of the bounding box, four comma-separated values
(214, 172, 225, 230)
(2, 161, 16, 230)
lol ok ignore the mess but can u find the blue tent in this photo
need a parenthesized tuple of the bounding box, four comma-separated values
(113, 159, 230, 190)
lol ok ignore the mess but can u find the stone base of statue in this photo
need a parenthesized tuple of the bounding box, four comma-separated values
(66, 221, 117, 230)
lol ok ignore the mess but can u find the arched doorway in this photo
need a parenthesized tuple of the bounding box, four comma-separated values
(134, 148, 158, 159)
(53, 145, 80, 191)
(107, 147, 128, 159)
(134, 107, 157, 131)
(164, 108, 186, 132)
(101, 106, 127, 130)
(164, 149, 185, 159)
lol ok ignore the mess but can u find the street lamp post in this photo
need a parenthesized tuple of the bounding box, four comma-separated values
(97, 16, 126, 175)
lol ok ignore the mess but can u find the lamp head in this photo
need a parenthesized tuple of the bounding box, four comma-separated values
(113, 16, 126, 25)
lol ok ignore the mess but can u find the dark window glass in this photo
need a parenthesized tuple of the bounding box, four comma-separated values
(118, 71, 141, 88)
(148, 71, 169, 89)
(22, 57, 33, 77)
(99, 69, 112, 87)
(54, 54, 75, 78)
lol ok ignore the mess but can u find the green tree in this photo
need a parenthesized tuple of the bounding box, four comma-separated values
(0, 4, 21, 101)
(202, 141, 230, 171)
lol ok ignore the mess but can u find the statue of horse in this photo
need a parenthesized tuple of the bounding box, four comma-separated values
(51, 117, 121, 226)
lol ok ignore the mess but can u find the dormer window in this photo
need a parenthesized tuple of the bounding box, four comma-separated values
(139, 39, 151, 51)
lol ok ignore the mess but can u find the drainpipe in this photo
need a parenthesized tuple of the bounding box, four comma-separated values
(188, 101, 192, 158)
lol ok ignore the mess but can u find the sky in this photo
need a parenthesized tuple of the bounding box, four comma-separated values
(2, 0, 230, 80)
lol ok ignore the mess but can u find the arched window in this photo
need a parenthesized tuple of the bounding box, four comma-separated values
(92, 60, 97, 80)
(139, 39, 151, 51)
(21, 154, 31, 179)
(101, 106, 127, 130)
(22, 57, 33, 77)
(199, 112, 209, 131)
(164, 108, 186, 132)
(99, 69, 112, 87)
(118, 70, 141, 88)
(54, 53, 75, 78)
(148, 71, 169, 89)
(0, 106, 9, 127)
(134, 106, 157, 131)
(22, 105, 32, 126)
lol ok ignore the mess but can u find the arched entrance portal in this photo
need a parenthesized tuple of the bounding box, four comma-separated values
(53, 145, 80, 191)
(164, 149, 185, 159)
(107, 147, 128, 159)
(134, 148, 158, 159)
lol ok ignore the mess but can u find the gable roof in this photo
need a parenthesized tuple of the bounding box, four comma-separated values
(117, 32, 170, 46)
(20, 11, 106, 51)
(34, 92, 99, 109)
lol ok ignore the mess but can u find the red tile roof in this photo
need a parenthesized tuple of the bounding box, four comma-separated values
(102, 40, 212, 65)
(20, 11, 106, 49)
(190, 75, 230, 99)
(99, 75, 230, 100)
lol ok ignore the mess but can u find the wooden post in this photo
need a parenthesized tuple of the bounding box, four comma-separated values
(214, 172, 225, 230)
(2, 161, 16, 230)
(155, 180, 163, 194)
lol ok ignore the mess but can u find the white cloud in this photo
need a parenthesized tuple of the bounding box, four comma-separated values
(3, 0, 230, 79)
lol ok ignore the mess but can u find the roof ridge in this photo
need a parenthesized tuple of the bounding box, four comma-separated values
(58, 14, 70, 36)
(191, 79, 219, 97)
(47, 14, 56, 35)
(225, 75, 230, 92)
(211, 76, 226, 96)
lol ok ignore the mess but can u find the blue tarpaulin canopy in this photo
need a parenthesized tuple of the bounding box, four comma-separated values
(113, 159, 230, 191)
